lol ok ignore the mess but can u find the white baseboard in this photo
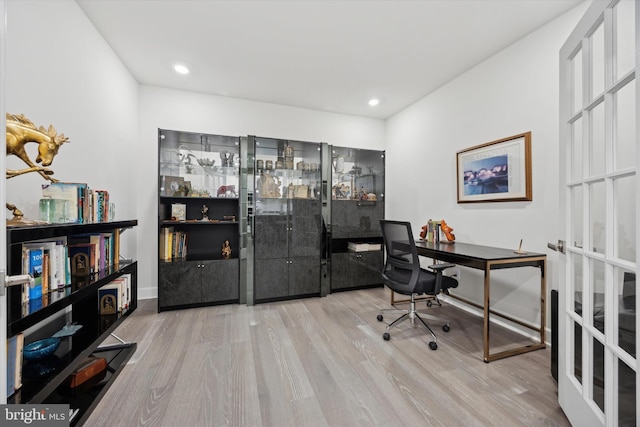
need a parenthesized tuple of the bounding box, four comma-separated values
(440, 295, 551, 346)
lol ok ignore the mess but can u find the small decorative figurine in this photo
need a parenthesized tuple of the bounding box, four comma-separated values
(220, 151, 235, 167)
(201, 204, 209, 221)
(420, 224, 428, 240)
(440, 219, 455, 242)
(222, 240, 232, 259)
(217, 185, 237, 198)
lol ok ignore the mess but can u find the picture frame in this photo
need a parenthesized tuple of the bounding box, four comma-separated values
(161, 175, 184, 197)
(171, 203, 186, 221)
(456, 131, 532, 203)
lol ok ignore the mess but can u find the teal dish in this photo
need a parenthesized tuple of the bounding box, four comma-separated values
(23, 338, 61, 361)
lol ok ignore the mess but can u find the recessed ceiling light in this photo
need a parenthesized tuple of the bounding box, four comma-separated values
(174, 64, 189, 75)
(368, 98, 380, 106)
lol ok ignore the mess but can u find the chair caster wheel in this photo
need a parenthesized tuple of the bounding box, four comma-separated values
(429, 341, 438, 350)
(377, 314, 383, 322)
(383, 332, 391, 341)
(443, 324, 450, 332)
(426, 300, 432, 307)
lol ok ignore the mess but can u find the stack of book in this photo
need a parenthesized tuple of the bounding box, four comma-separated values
(98, 273, 132, 315)
(22, 240, 68, 298)
(159, 227, 188, 261)
(19, 230, 122, 305)
(347, 242, 383, 252)
(41, 182, 111, 224)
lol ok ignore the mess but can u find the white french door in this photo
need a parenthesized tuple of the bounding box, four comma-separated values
(558, 0, 638, 425)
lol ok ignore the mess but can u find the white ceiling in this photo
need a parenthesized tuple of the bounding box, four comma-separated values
(77, 0, 584, 119)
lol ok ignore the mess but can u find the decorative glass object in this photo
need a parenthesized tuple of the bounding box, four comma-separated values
(39, 199, 69, 223)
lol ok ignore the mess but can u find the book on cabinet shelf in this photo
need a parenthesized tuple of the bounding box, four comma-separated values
(159, 227, 188, 261)
(347, 242, 382, 252)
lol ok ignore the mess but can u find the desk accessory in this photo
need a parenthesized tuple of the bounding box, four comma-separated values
(514, 239, 527, 254)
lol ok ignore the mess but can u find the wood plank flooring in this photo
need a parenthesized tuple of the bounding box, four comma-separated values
(86, 288, 571, 426)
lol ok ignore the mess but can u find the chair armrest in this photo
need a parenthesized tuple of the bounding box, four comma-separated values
(428, 263, 456, 271)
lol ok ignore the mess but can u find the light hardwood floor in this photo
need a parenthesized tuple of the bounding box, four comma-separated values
(87, 288, 570, 426)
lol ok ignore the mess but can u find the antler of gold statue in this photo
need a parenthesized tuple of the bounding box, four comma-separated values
(5, 113, 70, 225)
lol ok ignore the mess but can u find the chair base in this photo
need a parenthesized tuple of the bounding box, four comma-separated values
(378, 294, 450, 350)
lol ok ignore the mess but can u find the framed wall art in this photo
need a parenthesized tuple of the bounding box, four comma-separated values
(456, 131, 532, 203)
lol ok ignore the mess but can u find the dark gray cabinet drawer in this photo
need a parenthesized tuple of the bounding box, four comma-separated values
(331, 251, 383, 291)
(159, 259, 239, 310)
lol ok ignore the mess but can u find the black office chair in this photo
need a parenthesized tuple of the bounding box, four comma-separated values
(377, 219, 458, 350)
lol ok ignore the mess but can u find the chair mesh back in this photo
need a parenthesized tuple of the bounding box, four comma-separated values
(380, 220, 418, 267)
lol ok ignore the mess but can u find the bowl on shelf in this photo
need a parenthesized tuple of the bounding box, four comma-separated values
(23, 337, 61, 361)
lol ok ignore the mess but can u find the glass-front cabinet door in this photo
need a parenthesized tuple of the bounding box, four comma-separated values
(159, 131, 239, 199)
(252, 136, 323, 303)
(329, 147, 385, 292)
(157, 129, 241, 311)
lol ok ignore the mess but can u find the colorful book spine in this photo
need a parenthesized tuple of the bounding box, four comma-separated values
(27, 248, 44, 300)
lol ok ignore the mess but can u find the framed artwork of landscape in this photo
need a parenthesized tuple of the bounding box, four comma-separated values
(457, 131, 532, 203)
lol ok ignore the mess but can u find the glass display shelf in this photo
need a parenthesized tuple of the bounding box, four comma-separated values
(330, 147, 384, 203)
(253, 137, 322, 208)
(159, 129, 240, 198)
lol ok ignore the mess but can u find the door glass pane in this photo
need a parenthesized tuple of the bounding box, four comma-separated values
(592, 337, 605, 412)
(619, 358, 636, 426)
(591, 21, 605, 98)
(573, 49, 583, 113)
(615, 79, 636, 170)
(571, 185, 584, 248)
(615, 0, 636, 79)
(616, 268, 636, 357)
(574, 321, 583, 384)
(590, 181, 606, 254)
(592, 259, 605, 333)
(615, 175, 636, 262)
(590, 102, 605, 176)
(573, 254, 584, 314)
(572, 116, 584, 180)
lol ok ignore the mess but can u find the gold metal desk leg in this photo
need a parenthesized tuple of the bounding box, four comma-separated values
(483, 266, 491, 363)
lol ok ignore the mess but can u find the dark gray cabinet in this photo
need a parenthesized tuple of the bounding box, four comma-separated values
(253, 200, 322, 302)
(157, 129, 240, 311)
(331, 251, 383, 290)
(330, 147, 385, 292)
(252, 137, 323, 303)
(159, 259, 239, 307)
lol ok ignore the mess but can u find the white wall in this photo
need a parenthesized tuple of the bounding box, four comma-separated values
(386, 3, 589, 332)
(5, 0, 139, 257)
(3, 0, 593, 331)
(137, 86, 385, 298)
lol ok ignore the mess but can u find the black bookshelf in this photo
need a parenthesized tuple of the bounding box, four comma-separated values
(5, 220, 138, 426)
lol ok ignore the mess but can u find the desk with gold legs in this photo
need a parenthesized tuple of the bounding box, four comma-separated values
(413, 241, 547, 363)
